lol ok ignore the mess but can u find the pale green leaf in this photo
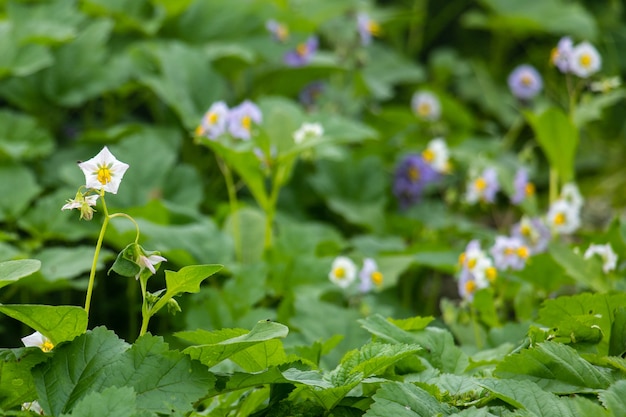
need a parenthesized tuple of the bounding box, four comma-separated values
(364, 381, 457, 416)
(0, 304, 87, 345)
(59, 386, 136, 417)
(599, 380, 626, 417)
(0, 259, 41, 290)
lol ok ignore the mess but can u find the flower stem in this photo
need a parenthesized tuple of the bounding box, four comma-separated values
(109, 212, 141, 244)
(138, 276, 150, 337)
(549, 168, 559, 205)
(218, 157, 243, 261)
(84, 190, 108, 318)
(470, 303, 483, 350)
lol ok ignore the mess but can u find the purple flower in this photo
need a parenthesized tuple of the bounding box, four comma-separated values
(227, 100, 262, 140)
(511, 168, 535, 205)
(357, 12, 380, 46)
(266, 19, 288, 42)
(511, 216, 551, 255)
(465, 167, 500, 204)
(393, 154, 440, 209)
(359, 258, 383, 293)
(508, 64, 543, 100)
(298, 80, 326, 109)
(490, 235, 530, 271)
(284, 36, 318, 67)
(196, 101, 229, 140)
(551, 37, 573, 73)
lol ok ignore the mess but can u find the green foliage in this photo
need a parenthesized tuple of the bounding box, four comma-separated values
(0, 260, 40, 290)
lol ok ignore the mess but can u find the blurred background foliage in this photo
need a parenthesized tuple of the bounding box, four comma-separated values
(0, 0, 625, 363)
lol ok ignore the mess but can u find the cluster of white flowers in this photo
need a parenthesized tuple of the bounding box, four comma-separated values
(328, 256, 383, 293)
(551, 37, 601, 78)
(546, 183, 584, 235)
(293, 122, 324, 144)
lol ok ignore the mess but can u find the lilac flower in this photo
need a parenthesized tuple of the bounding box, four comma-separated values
(298, 80, 326, 109)
(508, 64, 543, 100)
(393, 154, 440, 209)
(465, 167, 500, 204)
(359, 258, 383, 293)
(547, 199, 581, 235)
(569, 41, 601, 78)
(490, 235, 530, 271)
(266, 19, 289, 42)
(284, 36, 318, 67)
(357, 12, 380, 46)
(457, 240, 496, 301)
(511, 168, 535, 205)
(228, 100, 262, 140)
(196, 101, 229, 140)
(511, 216, 551, 254)
(551, 37, 573, 73)
(411, 91, 441, 121)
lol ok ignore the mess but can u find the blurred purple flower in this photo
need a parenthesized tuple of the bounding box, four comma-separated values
(511, 216, 551, 255)
(196, 101, 229, 140)
(393, 154, 440, 209)
(551, 37, 573, 73)
(284, 36, 318, 67)
(508, 64, 543, 100)
(357, 12, 380, 46)
(465, 167, 499, 204)
(266, 19, 289, 42)
(490, 235, 530, 271)
(228, 100, 262, 140)
(359, 258, 383, 293)
(511, 168, 534, 205)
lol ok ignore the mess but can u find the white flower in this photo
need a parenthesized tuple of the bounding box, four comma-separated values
(584, 243, 617, 274)
(422, 138, 450, 173)
(459, 240, 497, 288)
(328, 256, 357, 288)
(137, 254, 167, 275)
(293, 122, 324, 144)
(61, 192, 99, 220)
(78, 146, 130, 194)
(569, 41, 601, 78)
(560, 182, 584, 211)
(411, 91, 441, 121)
(546, 199, 581, 235)
(358, 258, 383, 293)
(21, 331, 54, 352)
(590, 76, 621, 93)
(196, 101, 229, 139)
(22, 400, 44, 415)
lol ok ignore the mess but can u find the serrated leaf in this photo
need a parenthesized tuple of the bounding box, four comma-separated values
(0, 304, 87, 345)
(0, 259, 41, 290)
(599, 380, 626, 417)
(479, 379, 575, 417)
(495, 342, 614, 393)
(364, 381, 457, 416)
(59, 386, 136, 417)
(609, 307, 626, 357)
(359, 314, 424, 345)
(537, 293, 626, 355)
(179, 320, 288, 369)
(0, 348, 47, 410)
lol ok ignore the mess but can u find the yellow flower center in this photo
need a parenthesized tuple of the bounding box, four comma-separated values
(277, 25, 289, 41)
(554, 212, 566, 225)
(521, 74, 533, 86)
(194, 125, 204, 136)
(458, 252, 466, 265)
(334, 267, 346, 279)
(371, 271, 383, 286)
(41, 340, 54, 352)
(97, 165, 112, 185)
(517, 246, 529, 259)
(520, 224, 532, 236)
(486, 267, 497, 282)
(208, 112, 219, 125)
(467, 258, 477, 269)
(465, 280, 477, 294)
(474, 177, 487, 191)
(525, 183, 535, 196)
(368, 21, 381, 36)
(504, 247, 515, 256)
(297, 43, 308, 56)
(417, 102, 431, 117)
(241, 115, 251, 130)
(550, 47, 559, 65)
(580, 53, 592, 68)
(408, 166, 420, 182)
(422, 149, 434, 163)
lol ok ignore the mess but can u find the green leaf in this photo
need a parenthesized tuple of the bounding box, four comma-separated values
(178, 320, 289, 369)
(548, 243, 609, 292)
(360, 314, 428, 345)
(361, 44, 425, 100)
(478, 379, 574, 417)
(82, 0, 166, 36)
(0, 110, 55, 161)
(0, 162, 41, 222)
(59, 386, 136, 417)
(494, 342, 615, 393)
(525, 107, 579, 183)
(0, 25, 52, 79)
(7, 0, 83, 45)
(537, 293, 626, 355)
(599, 380, 626, 417)
(609, 307, 626, 357)
(0, 348, 48, 410)
(0, 304, 87, 345)
(164, 264, 223, 296)
(0, 259, 41, 290)
(364, 381, 457, 416)
(574, 89, 626, 127)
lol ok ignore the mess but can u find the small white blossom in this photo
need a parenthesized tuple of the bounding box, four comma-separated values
(569, 41, 601, 78)
(358, 258, 383, 293)
(329, 256, 357, 288)
(22, 401, 44, 415)
(546, 199, 581, 235)
(422, 138, 450, 173)
(78, 146, 129, 194)
(61, 193, 99, 220)
(560, 182, 584, 211)
(411, 91, 441, 121)
(584, 243, 617, 274)
(293, 122, 324, 144)
(21, 331, 54, 352)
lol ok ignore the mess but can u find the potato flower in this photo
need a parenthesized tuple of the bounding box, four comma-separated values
(329, 256, 357, 288)
(569, 41, 601, 78)
(508, 64, 543, 100)
(411, 91, 441, 121)
(359, 258, 383, 293)
(284, 36, 318, 67)
(393, 154, 440, 209)
(265, 19, 289, 42)
(196, 101, 229, 139)
(422, 138, 450, 174)
(21, 331, 54, 352)
(550, 36, 573, 73)
(511, 168, 535, 205)
(293, 122, 323, 144)
(227, 100, 262, 140)
(458, 240, 496, 301)
(78, 146, 130, 194)
(546, 199, 581, 235)
(584, 243, 617, 274)
(357, 12, 381, 46)
(465, 167, 500, 204)
(490, 236, 530, 271)
(511, 216, 551, 255)
(61, 191, 99, 220)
